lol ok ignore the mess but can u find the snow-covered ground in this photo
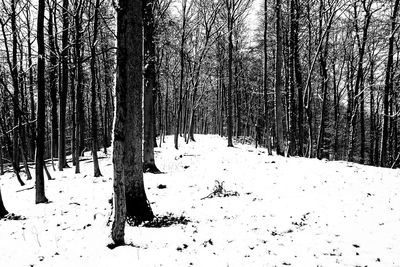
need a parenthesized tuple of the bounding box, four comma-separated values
(1, 135, 400, 267)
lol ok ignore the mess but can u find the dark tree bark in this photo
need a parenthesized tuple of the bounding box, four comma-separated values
(74, 0, 83, 174)
(0, 188, 7, 218)
(90, 0, 102, 177)
(174, 0, 188, 150)
(316, 0, 331, 160)
(0, 139, 3, 175)
(226, 0, 234, 147)
(348, 1, 372, 163)
(112, 0, 154, 246)
(35, 0, 48, 204)
(48, 1, 58, 162)
(26, 8, 36, 160)
(11, 0, 21, 180)
(59, 0, 69, 171)
(369, 55, 375, 165)
(274, 0, 284, 156)
(143, 0, 161, 173)
(293, 0, 303, 156)
(380, 0, 399, 167)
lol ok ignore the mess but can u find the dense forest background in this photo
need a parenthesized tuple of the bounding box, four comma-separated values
(0, 0, 400, 185)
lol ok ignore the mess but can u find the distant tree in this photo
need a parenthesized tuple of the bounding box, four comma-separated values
(274, 0, 284, 156)
(58, 0, 70, 171)
(90, 0, 102, 177)
(112, 0, 154, 245)
(74, 0, 84, 174)
(224, 0, 253, 147)
(263, 0, 272, 155)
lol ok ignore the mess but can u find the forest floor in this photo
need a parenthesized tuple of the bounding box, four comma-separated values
(1, 135, 400, 267)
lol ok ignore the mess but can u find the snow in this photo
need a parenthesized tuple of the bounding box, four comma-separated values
(1, 135, 400, 266)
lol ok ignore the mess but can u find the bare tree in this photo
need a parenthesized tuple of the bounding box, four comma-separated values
(112, 0, 154, 246)
(35, 0, 48, 204)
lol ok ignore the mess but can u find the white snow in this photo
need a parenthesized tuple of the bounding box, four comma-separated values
(1, 135, 400, 266)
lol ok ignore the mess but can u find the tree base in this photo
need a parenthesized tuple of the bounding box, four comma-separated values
(35, 196, 49, 204)
(94, 169, 102, 177)
(0, 208, 8, 218)
(143, 163, 162, 174)
(126, 196, 154, 226)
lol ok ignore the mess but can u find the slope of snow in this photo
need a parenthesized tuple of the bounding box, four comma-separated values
(0, 135, 399, 266)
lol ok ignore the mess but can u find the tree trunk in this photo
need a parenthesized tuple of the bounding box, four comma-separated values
(263, 0, 271, 153)
(90, 0, 102, 177)
(59, 0, 69, 171)
(26, 8, 36, 161)
(380, 0, 399, 167)
(275, 0, 284, 156)
(11, 0, 21, 180)
(112, 0, 154, 245)
(227, 2, 234, 147)
(143, 0, 161, 173)
(0, 188, 7, 218)
(175, 0, 187, 150)
(35, 0, 48, 204)
(48, 2, 58, 162)
(74, 0, 83, 174)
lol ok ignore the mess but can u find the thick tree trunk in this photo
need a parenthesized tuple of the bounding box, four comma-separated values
(112, 0, 154, 245)
(380, 0, 399, 167)
(35, 0, 48, 204)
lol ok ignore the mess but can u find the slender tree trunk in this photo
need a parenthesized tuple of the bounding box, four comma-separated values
(227, 2, 234, 147)
(275, 0, 284, 156)
(48, 2, 58, 162)
(369, 57, 375, 165)
(316, 2, 330, 160)
(11, 0, 21, 180)
(293, 0, 303, 156)
(175, 0, 187, 150)
(59, 0, 69, 171)
(35, 0, 48, 204)
(263, 0, 272, 155)
(74, 0, 83, 174)
(143, 0, 161, 173)
(348, 2, 372, 163)
(288, 0, 297, 156)
(90, 0, 102, 177)
(26, 8, 36, 160)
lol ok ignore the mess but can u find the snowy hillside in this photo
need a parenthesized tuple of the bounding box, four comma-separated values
(1, 135, 400, 266)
